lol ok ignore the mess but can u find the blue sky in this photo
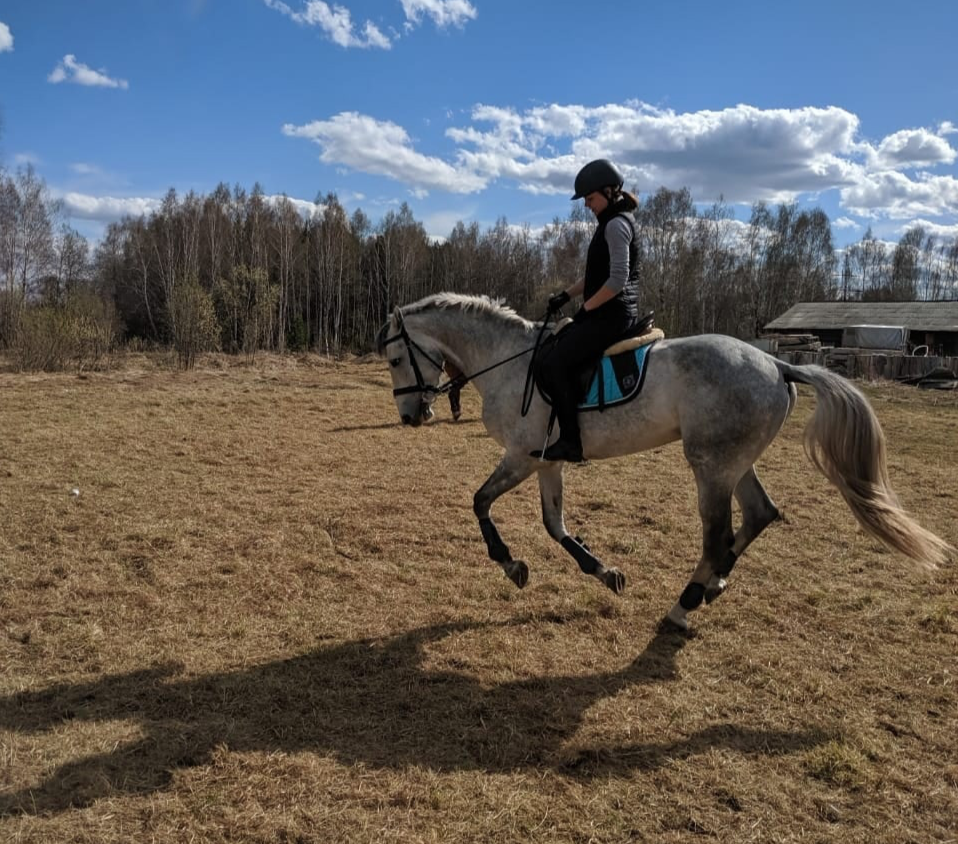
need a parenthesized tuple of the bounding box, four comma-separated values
(1, 0, 957, 248)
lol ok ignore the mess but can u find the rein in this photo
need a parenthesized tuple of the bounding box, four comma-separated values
(383, 309, 554, 411)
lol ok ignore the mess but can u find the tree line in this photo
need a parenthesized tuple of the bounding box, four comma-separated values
(1, 164, 957, 370)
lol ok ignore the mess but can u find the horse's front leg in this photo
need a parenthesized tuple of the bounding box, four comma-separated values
(473, 456, 536, 588)
(538, 463, 626, 594)
(666, 472, 735, 631)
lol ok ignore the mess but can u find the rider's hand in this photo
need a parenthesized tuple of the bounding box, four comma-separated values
(572, 305, 589, 323)
(548, 290, 570, 312)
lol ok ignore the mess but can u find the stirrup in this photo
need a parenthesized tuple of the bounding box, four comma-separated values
(531, 438, 583, 463)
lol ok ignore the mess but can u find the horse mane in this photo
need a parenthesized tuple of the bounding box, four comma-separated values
(377, 292, 531, 355)
(401, 293, 530, 328)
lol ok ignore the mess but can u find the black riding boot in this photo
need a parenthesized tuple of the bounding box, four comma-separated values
(532, 387, 583, 463)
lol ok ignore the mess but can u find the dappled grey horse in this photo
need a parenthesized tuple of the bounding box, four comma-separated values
(377, 293, 951, 630)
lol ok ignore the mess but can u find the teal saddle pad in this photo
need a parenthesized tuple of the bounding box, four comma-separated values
(537, 341, 656, 412)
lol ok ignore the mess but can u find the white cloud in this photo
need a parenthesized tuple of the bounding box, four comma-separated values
(895, 218, 958, 239)
(421, 208, 476, 240)
(361, 20, 391, 49)
(264, 194, 326, 219)
(283, 112, 487, 193)
(70, 162, 105, 176)
(48, 55, 129, 89)
(868, 128, 956, 169)
(840, 170, 958, 219)
(60, 191, 328, 227)
(524, 104, 591, 139)
(0, 22, 13, 53)
(265, 0, 476, 45)
(400, 0, 477, 29)
(440, 102, 867, 203)
(264, 0, 391, 49)
(449, 103, 867, 202)
(61, 193, 160, 221)
(833, 216, 861, 230)
(595, 105, 858, 200)
(284, 101, 958, 223)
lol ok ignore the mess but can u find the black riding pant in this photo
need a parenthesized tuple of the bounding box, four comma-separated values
(539, 307, 633, 438)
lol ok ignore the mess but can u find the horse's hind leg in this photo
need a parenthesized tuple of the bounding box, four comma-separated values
(474, 456, 537, 588)
(704, 466, 781, 603)
(538, 464, 625, 594)
(666, 472, 735, 630)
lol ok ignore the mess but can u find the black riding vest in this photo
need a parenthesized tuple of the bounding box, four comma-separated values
(584, 204, 639, 320)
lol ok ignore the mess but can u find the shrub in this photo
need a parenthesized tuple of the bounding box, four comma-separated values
(13, 290, 120, 372)
(170, 279, 220, 370)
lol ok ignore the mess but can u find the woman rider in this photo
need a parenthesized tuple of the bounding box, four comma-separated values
(532, 159, 640, 463)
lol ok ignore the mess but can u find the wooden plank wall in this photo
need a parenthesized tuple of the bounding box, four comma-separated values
(776, 351, 958, 381)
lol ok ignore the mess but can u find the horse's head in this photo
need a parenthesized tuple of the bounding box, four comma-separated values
(377, 307, 444, 427)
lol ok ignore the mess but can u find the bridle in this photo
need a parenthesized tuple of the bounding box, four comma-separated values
(382, 308, 555, 409)
(381, 316, 448, 399)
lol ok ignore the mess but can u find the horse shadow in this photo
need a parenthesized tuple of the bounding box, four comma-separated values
(329, 422, 399, 432)
(0, 618, 826, 815)
(330, 418, 475, 433)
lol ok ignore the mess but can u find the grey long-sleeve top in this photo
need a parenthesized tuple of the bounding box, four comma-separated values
(603, 215, 633, 294)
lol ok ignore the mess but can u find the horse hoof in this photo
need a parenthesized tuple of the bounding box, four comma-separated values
(605, 568, 626, 594)
(704, 577, 728, 604)
(665, 604, 689, 631)
(505, 560, 528, 589)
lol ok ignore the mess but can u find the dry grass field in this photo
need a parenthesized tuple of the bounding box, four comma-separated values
(1, 353, 956, 844)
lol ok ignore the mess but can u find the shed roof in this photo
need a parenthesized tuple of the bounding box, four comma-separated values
(765, 302, 958, 332)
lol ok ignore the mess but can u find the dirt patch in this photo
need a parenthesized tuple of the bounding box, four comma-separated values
(1, 357, 955, 842)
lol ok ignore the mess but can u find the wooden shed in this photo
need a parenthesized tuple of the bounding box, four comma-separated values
(764, 302, 958, 356)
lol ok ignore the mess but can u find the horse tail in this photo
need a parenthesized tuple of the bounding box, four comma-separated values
(776, 361, 953, 570)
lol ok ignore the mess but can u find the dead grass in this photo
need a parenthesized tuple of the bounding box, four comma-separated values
(1, 354, 956, 843)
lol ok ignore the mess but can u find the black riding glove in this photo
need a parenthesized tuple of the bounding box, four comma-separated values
(548, 290, 570, 312)
(572, 306, 589, 323)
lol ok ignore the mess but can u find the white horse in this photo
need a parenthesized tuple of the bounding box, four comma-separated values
(377, 293, 951, 630)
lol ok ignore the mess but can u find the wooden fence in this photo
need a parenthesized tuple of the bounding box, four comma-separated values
(776, 350, 958, 384)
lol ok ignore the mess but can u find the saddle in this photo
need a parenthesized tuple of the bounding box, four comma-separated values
(535, 312, 664, 412)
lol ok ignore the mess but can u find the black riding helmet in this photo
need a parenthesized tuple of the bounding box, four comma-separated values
(571, 158, 624, 200)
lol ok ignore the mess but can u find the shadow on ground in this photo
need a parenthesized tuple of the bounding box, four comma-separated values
(0, 617, 826, 815)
